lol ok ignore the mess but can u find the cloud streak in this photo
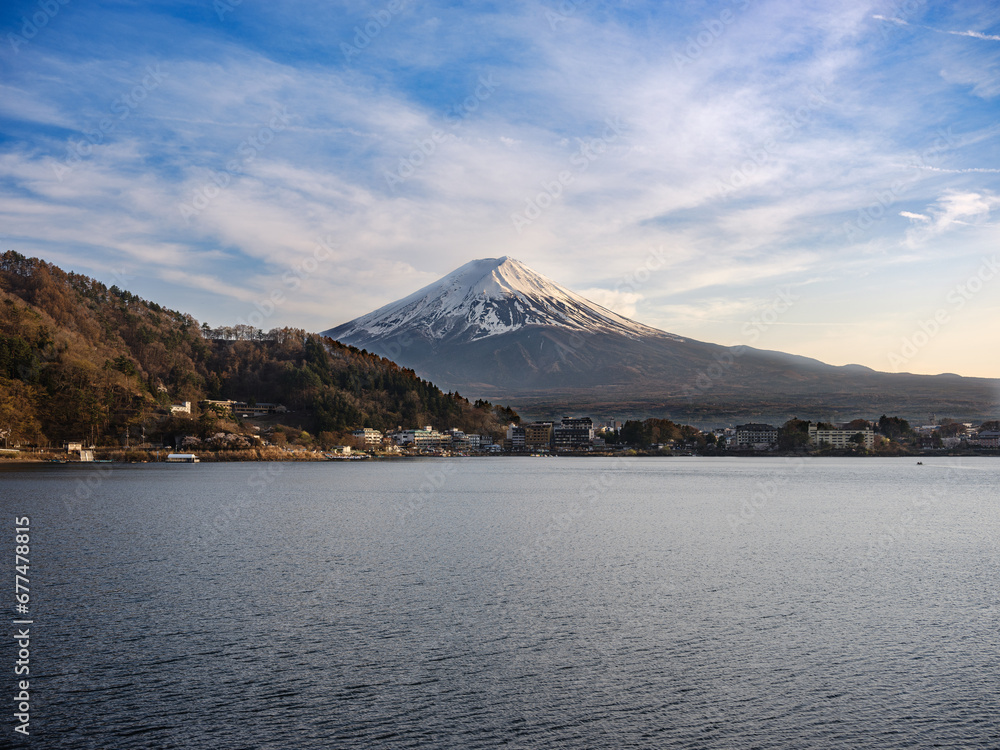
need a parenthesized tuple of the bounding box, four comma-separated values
(873, 14, 1000, 42)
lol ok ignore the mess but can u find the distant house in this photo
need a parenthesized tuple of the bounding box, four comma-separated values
(169, 401, 192, 415)
(63, 441, 93, 461)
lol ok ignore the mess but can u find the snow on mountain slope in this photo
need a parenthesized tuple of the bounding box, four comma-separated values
(325, 257, 682, 343)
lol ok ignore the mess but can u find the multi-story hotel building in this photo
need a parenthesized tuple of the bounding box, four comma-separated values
(734, 423, 778, 448)
(808, 424, 874, 450)
(554, 417, 595, 448)
(523, 422, 554, 450)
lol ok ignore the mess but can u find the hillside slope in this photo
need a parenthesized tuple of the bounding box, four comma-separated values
(0, 252, 516, 446)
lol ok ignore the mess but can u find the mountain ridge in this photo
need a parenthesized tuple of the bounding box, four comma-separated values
(322, 257, 999, 422)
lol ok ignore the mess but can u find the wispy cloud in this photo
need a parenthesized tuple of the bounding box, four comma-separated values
(577, 288, 645, 318)
(908, 165, 1000, 174)
(873, 14, 1000, 42)
(903, 191, 1000, 240)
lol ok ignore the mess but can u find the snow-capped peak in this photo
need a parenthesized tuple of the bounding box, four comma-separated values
(325, 257, 679, 343)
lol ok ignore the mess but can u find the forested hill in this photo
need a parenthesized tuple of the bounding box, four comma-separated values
(0, 251, 518, 446)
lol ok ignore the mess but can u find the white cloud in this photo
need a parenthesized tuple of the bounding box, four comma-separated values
(159, 270, 258, 302)
(577, 288, 644, 318)
(928, 190, 1000, 231)
(900, 191, 1000, 252)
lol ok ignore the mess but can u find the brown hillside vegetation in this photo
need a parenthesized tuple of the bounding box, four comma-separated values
(0, 252, 517, 447)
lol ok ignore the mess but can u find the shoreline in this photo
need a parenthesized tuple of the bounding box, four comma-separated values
(2, 450, 998, 465)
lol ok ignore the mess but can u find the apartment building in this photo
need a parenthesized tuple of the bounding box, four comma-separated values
(808, 424, 874, 450)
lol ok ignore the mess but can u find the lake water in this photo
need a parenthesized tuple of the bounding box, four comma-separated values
(1, 457, 998, 748)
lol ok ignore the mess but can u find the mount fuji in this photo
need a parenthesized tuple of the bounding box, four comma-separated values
(326, 257, 672, 345)
(322, 257, 998, 421)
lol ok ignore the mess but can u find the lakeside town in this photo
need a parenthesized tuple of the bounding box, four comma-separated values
(6, 398, 998, 462)
(336, 415, 1000, 457)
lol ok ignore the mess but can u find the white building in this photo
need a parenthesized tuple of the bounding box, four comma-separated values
(395, 427, 449, 450)
(166, 453, 199, 463)
(808, 424, 874, 450)
(506, 424, 526, 450)
(351, 428, 383, 446)
(169, 401, 192, 415)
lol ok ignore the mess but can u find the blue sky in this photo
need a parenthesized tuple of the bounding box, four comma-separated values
(1, 0, 999, 378)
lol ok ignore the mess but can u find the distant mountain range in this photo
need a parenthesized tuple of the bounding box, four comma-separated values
(323, 257, 999, 423)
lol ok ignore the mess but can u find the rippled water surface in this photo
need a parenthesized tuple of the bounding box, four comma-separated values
(2, 457, 998, 748)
